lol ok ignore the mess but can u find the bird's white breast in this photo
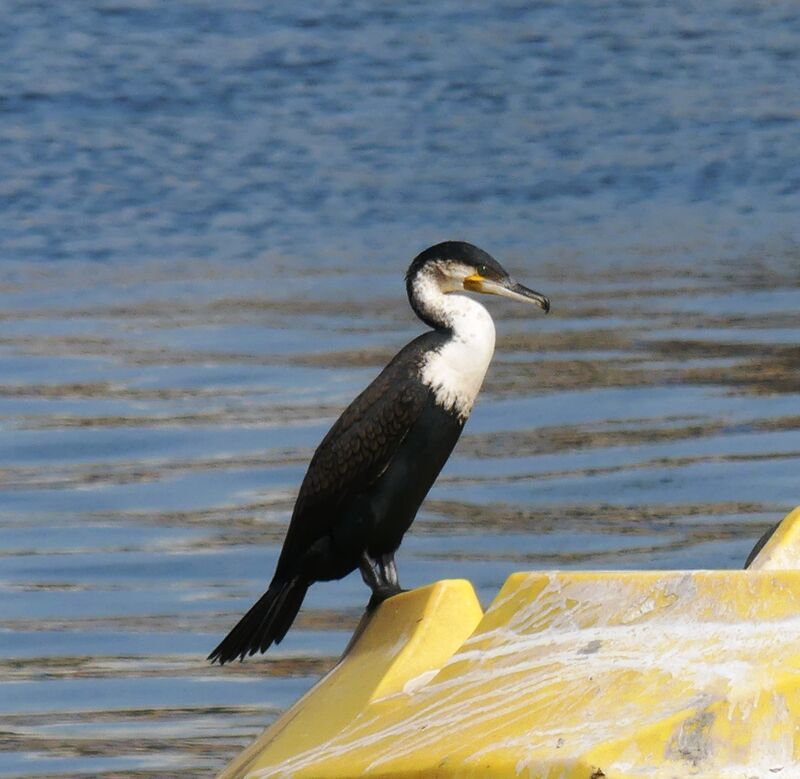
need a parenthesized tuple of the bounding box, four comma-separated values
(419, 296, 496, 420)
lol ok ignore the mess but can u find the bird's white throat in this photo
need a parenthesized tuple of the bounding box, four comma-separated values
(412, 274, 496, 420)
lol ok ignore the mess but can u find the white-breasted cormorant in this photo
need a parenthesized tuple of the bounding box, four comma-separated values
(209, 241, 549, 664)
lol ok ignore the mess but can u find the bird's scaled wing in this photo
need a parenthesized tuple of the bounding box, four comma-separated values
(277, 346, 432, 569)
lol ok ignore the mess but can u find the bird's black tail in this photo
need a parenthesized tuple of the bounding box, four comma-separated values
(208, 577, 309, 664)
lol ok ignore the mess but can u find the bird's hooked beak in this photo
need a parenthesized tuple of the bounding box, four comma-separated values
(463, 273, 550, 313)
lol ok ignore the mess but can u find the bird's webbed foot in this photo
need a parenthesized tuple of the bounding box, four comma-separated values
(360, 551, 403, 609)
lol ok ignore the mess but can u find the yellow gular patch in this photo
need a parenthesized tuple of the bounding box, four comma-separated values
(463, 273, 485, 291)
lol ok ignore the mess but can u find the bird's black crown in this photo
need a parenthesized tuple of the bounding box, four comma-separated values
(405, 241, 508, 286)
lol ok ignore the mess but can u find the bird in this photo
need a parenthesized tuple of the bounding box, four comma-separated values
(209, 241, 550, 664)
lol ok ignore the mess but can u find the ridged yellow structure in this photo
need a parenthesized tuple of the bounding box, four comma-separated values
(219, 506, 800, 779)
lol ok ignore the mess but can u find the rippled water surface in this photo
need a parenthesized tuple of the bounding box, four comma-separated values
(2, 1, 800, 777)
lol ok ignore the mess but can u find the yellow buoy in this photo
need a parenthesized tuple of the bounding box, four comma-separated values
(219, 505, 800, 779)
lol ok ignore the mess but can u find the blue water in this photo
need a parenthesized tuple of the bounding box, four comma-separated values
(1, 2, 800, 777)
(3, 0, 800, 266)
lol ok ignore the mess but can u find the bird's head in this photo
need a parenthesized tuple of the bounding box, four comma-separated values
(406, 241, 550, 314)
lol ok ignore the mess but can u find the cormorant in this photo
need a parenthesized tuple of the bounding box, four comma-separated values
(209, 241, 549, 664)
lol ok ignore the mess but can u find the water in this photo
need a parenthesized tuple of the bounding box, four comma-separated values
(1, 1, 799, 777)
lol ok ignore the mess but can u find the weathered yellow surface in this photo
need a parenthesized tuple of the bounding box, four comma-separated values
(218, 579, 484, 779)
(219, 506, 800, 779)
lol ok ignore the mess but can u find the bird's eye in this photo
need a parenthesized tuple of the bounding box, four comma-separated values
(477, 264, 488, 276)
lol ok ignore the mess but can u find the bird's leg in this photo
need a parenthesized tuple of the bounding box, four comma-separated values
(359, 551, 384, 593)
(378, 553, 400, 592)
(360, 551, 402, 610)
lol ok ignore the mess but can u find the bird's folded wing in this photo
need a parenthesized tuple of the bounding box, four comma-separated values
(301, 365, 429, 513)
(277, 353, 431, 567)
